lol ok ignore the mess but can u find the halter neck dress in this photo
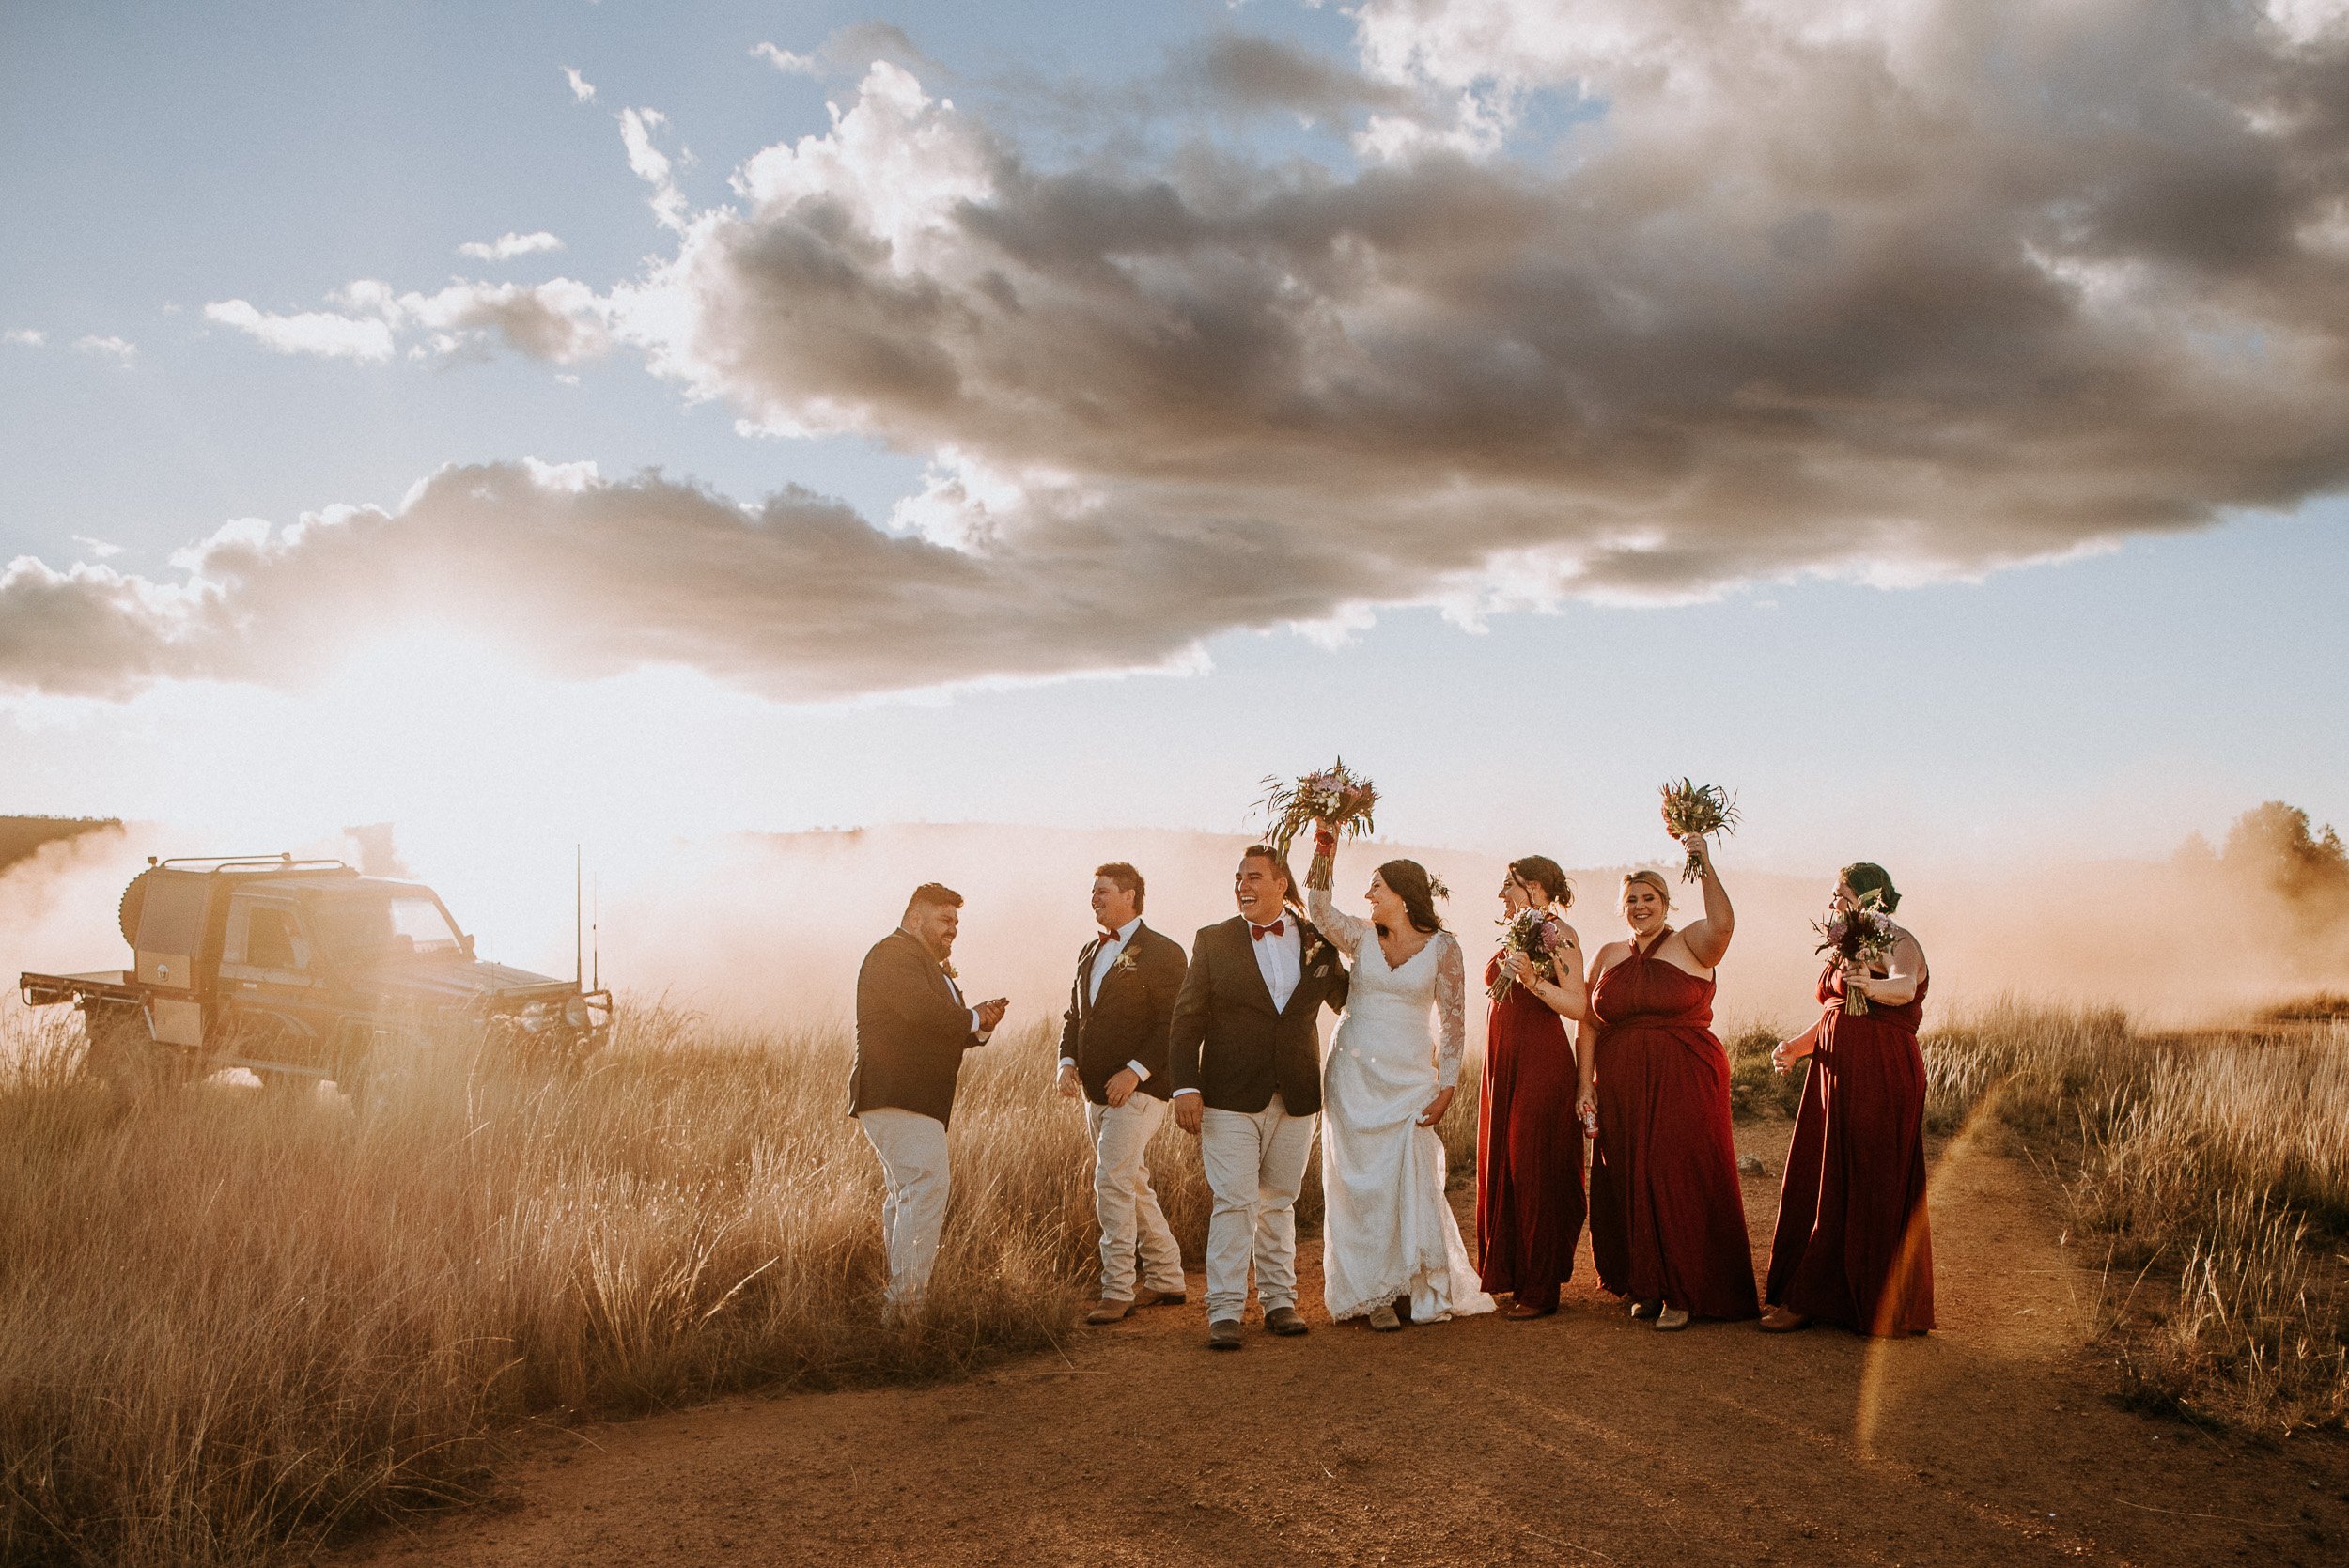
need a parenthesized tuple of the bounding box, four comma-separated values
(1585, 929, 1759, 1320)
(1475, 946, 1587, 1312)
(1764, 961, 1937, 1335)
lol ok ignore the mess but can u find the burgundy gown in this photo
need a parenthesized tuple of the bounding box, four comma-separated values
(1475, 952, 1586, 1312)
(1765, 964, 1937, 1335)
(1586, 931, 1759, 1320)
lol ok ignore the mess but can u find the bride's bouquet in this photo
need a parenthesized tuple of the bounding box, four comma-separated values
(1256, 758, 1378, 858)
(1658, 778, 1740, 883)
(1813, 893, 1898, 1015)
(1490, 908, 1567, 1001)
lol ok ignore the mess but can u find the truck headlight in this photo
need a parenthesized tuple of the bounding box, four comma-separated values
(563, 996, 589, 1029)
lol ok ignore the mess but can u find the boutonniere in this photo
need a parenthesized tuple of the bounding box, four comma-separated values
(1112, 951, 1141, 975)
(940, 959, 958, 982)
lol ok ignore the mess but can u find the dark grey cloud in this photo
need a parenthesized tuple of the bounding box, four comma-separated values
(11, 1, 2349, 702)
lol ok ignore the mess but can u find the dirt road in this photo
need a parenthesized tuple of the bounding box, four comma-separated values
(338, 1119, 2349, 1567)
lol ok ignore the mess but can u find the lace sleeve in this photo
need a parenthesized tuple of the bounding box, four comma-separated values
(1304, 886, 1369, 956)
(1434, 932, 1467, 1088)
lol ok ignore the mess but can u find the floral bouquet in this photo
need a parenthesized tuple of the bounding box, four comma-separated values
(1490, 908, 1566, 1001)
(1257, 758, 1379, 859)
(1812, 892, 1898, 1015)
(1658, 778, 1740, 883)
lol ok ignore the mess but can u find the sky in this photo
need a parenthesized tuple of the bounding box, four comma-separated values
(4, 0, 2347, 903)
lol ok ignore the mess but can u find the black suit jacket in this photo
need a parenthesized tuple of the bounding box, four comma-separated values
(1167, 914, 1348, 1116)
(1058, 924, 1187, 1104)
(850, 929, 986, 1127)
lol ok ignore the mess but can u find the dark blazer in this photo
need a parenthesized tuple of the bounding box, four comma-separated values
(850, 929, 986, 1127)
(1167, 914, 1348, 1116)
(1058, 923, 1187, 1105)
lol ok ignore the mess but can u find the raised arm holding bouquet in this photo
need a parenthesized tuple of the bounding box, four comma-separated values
(1658, 779, 1740, 883)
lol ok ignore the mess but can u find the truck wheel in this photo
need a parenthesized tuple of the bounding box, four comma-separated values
(117, 870, 153, 947)
(81, 1004, 180, 1097)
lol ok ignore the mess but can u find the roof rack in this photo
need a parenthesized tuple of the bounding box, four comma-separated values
(152, 855, 355, 875)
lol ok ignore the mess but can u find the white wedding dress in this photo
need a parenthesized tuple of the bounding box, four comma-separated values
(1308, 889, 1497, 1324)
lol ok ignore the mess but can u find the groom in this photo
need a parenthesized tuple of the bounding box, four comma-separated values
(1169, 843, 1349, 1350)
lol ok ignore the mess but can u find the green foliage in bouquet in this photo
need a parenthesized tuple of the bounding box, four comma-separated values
(1257, 758, 1379, 858)
(1658, 778, 1740, 883)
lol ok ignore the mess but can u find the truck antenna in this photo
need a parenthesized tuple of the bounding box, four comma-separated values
(574, 845, 583, 989)
(592, 872, 599, 992)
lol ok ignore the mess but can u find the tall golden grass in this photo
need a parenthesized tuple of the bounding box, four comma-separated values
(0, 1001, 1480, 1566)
(1917, 1001, 2349, 1434)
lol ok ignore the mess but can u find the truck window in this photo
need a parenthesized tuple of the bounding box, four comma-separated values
(312, 890, 464, 957)
(226, 900, 312, 972)
(247, 908, 300, 970)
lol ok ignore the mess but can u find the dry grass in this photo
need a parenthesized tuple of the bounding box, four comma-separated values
(0, 1001, 1482, 1566)
(1920, 1001, 2349, 1435)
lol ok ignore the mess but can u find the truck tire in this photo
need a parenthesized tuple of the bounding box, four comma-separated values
(81, 1003, 181, 1096)
(117, 871, 153, 947)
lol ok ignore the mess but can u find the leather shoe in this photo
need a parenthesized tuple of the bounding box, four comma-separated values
(1628, 1298, 1661, 1321)
(1366, 1303, 1403, 1332)
(1655, 1306, 1692, 1332)
(1264, 1305, 1309, 1336)
(1206, 1318, 1242, 1351)
(1503, 1301, 1555, 1320)
(1085, 1298, 1133, 1325)
(1134, 1285, 1187, 1308)
(1759, 1307, 1812, 1334)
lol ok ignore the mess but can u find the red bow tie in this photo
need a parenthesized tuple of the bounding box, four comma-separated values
(1251, 920, 1285, 941)
(1098, 929, 1121, 945)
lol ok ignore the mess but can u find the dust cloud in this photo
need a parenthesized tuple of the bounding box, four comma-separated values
(5, 811, 2343, 1043)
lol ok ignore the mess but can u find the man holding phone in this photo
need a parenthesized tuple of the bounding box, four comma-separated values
(851, 882, 1010, 1310)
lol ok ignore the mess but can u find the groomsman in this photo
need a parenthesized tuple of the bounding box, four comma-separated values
(1169, 845, 1349, 1349)
(851, 883, 1009, 1309)
(1057, 862, 1190, 1325)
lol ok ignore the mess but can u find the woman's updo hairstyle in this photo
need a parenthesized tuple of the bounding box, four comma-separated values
(1839, 862, 1901, 913)
(1375, 858, 1447, 935)
(1620, 867, 1673, 910)
(1508, 855, 1573, 909)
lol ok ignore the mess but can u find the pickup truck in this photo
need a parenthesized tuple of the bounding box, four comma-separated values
(18, 855, 610, 1098)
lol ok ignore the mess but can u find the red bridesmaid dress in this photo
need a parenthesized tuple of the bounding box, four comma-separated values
(1475, 951, 1587, 1312)
(1765, 964, 1936, 1335)
(1586, 930, 1759, 1320)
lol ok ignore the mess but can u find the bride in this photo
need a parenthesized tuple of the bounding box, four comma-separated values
(1306, 826, 1496, 1330)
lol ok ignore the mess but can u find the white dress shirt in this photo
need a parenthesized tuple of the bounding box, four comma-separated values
(1251, 915, 1302, 1012)
(941, 966, 992, 1043)
(1060, 915, 1149, 1081)
(1173, 914, 1302, 1101)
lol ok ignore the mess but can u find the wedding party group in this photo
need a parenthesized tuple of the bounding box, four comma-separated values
(848, 773, 1937, 1350)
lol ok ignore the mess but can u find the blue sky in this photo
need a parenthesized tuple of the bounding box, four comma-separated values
(3, 0, 2344, 876)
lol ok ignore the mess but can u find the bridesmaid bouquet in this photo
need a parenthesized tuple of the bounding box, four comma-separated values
(1489, 909, 1565, 1001)
(1658, 778, 1740, 882)
(1257, 758, 1378, 858)
(1813, 893, 1898, 1015)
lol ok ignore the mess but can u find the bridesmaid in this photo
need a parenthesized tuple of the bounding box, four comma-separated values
(1477, 857, 1589, 1319)
(1761, 863, 1936, 1336)
(1576, 835, 1760, 1331)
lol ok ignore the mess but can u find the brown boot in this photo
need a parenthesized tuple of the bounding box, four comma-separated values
(1206, 1318, 1242, 1350)
(1264, 1305, 1309, 1336)
(1085, 1298, 1134, 1325)
(1133, 1284, 1187, 1308)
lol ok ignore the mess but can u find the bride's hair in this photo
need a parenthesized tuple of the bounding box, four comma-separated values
(1374, 859, 1446, 936)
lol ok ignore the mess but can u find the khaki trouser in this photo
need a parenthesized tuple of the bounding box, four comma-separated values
(1085, 1094, 1186, 1302)
(1198, 1094, 1318, 1322)
(859, 1108, 950, 1307)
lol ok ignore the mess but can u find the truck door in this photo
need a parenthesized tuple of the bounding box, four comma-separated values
(219, 895, 329, 1065)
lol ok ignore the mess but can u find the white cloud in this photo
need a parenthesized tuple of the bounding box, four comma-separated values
(3, 329, 44, 348)
(70, 2, 2349, 705)
(618, 107, 690, 231)
(565, 66, 597, 103)
(457, 230, 567, 261)
(204, 299, 397, 362)
(72, 334, 136, 362)
(752, 41, 820, 76)
(202, 281, 609, 366)
(71, 536, 124, 559)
